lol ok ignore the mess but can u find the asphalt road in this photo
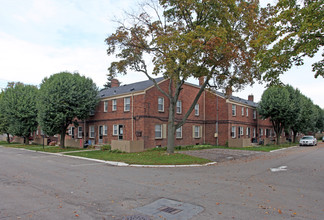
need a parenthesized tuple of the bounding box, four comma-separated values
(0, 143, 323, 220)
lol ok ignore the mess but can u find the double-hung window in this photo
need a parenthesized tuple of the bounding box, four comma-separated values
(112, 99, 117, 111)
(231, 126, 236, 138)
(246, 108, 248, 117)
(103, 125, 108, 136)
(89, 126, 95, 138)
(155, 125, 162, 139)
(78, 126, 82, 138)
(176, 100, 182, 114)
(232, 104, 236, 116)
(253, 110, 256, 119)
(113, 125, 118, 136)
(158, 97, 164, 112)
(195, 104, 199, 116)
(124, 97, 130, 111)
(242, 107, 244, 116)
(104, 101, 108, 112)
(176, 126, 182, 139)
(193, 125, 201, 138)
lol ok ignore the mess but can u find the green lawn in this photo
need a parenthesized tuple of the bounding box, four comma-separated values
(1, 143, 87, 153)
(67, 150, 211, 165)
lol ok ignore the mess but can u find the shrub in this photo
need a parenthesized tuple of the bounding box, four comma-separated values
(101, 145, 111, 151)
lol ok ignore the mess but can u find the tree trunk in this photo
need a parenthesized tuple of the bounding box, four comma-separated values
(60, 129, 66, 148)
(167, 101, 176, 154)
(24, 136, 29, 145)
(292, 130, 297, 143)
(6, 133, 10, 143)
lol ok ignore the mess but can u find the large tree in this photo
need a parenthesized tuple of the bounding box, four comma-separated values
(1, 83, 38, 144)
(37, 72, 98, 148)
(0, 91, 10, 143)
(106, 0, 266, 153)
(258, 86, 295, 145)
(258, 0, 323, 81)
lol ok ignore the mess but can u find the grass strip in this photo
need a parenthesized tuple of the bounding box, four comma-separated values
(1, 143, 88, 153)
(66, 150, 211, 165)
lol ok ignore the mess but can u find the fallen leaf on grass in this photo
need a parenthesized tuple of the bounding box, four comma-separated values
(278, 209, 282, 214)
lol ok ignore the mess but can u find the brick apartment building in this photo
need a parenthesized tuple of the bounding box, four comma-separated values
(65, 77, 276, 151)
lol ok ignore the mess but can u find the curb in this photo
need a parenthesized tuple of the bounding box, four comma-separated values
(1, 146, 217, 168)
(270, 146, 298, 153)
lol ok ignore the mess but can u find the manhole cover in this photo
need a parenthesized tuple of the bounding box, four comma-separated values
(159, 206, 182, 215)
(122, 214, 152, 220)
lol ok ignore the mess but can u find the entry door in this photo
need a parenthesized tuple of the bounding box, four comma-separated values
(98, 126, 103, 144)
(118, 125, 123, 140)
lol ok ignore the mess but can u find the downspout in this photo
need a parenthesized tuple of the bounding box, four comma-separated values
(216, 95, 219, 146)
(132, 93, 134, 141)
(203, 90, 206, 144)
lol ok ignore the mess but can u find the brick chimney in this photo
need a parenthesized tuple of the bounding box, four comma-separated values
(248, 95, 254, 102)
(225, 86, 232, 98)
(198, 76, 205, 86)
(111, 79, 120, 88)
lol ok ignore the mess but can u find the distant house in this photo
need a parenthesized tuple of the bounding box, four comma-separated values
(64, 77, 278, 151)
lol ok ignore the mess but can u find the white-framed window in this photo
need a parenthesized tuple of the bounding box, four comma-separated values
(36, 129, 39, 136)
(176, 100, 182, 114)
(260, 128, 263, 137)
(195, 104, 199, 116)
(78, 126, 82, 138)
(124, 97, 130, 111)
(253, 110, 256, 119)
(253, 128, 256, 138)
(158, 97, 164, 112)
(242, 107, 244, 116)
(176, 126, 182, 139)
(89, 109, 95, 116)
(103, 125, 108, 136)
(193, 125, 201, 138)
(104, 101, 108, 112)
(112, 99, 117, 111)
(231, 126, 236, 138)
(247, 127, 251, 138)
(89, 126, 95, 138)
(113, 124, 118, 136)
(232, 104, 236, 116)
(246, 108, 248, 117)
(240, 127, 244, 136)
(155, 124, 162, 139)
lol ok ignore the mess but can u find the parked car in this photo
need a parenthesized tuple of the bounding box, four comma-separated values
(322, 136, 324, 142)
(299, 136, 317, 146)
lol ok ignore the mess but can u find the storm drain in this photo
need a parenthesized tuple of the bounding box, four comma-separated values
(134, 198, 204, 220)
(122, 214, 152, 220)
(158, 206, 182, 215)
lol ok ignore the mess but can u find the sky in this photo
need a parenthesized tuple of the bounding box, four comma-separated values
(0, 0, 323, 108)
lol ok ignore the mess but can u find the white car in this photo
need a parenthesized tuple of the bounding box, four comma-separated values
(299, 136, 317, 146)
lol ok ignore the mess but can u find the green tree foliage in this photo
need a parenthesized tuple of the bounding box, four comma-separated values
(0, 91, 11, 143)
(106, 0, 266, 153)
(1, 83, 38, 144)
(37, 72, 99, 148)
(258, 0, 323, 82)
(258, 86, 294, 144)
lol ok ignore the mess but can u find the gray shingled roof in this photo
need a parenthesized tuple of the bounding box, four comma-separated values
(99, 77, 258, 107)
(99, 77, 165, 98)
(214, 91, 258, 107)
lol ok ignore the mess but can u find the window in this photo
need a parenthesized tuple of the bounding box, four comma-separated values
(78, 126, 82, 138)
(193, 125, 201, 138)
(103, 125, 107, 136)
(155, 124, 162, 139)
(253, 110, 256, 119)
(195, 104, 199, 116)
(176, 126, 182, 139)
(240, 127, 244, 136)
(89, 109, 95, 116)
(253, 128, 256, 138)
(158, 97, 164, 112)
(232, 104, 236, 116)
(112, 99, 117, 111)
(176, 100, 182, 114)
(242, 107, 244, 116)
(89, 126, 95, 138)
(113, 124, 118, 136)
(247, 127, 251, 138)
(124, 97, 130, 111)
(246, 108, 248, 117)
(231, 126, 236, 138)
(104, 101, 108, 112)
(260, 128, 263, 137)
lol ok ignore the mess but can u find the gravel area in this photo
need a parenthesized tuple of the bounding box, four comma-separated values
(179, 148, 265, 163)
